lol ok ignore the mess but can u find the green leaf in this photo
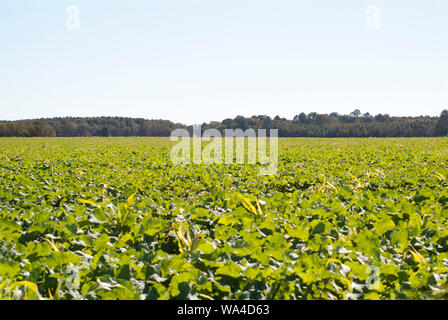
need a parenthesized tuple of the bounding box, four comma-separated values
(286, 224, 309, 241)
(373, 217, 395, 235)
(390, 229, 408, 253)
(216, 262, 242, 278)
(125, 193, 136, 210)
(140, 216, 169, 237)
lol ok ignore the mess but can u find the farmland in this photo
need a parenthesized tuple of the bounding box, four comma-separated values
(1, 137, 448, 300)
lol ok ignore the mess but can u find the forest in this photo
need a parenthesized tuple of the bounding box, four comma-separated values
(1, 110, 448, 137)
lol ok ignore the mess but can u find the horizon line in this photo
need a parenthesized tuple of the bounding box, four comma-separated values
(0, 110, 445, 125)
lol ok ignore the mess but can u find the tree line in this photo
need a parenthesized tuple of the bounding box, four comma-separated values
(1, 110, 448, 137)
(0, 117, 188, 137)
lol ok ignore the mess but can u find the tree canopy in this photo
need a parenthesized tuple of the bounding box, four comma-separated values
(0, 110, 447, 137)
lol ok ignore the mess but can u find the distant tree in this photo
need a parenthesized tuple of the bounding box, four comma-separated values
(221, 118, 233, 128)
(339, 114, 352, 123)
(436, 109, 448, 136)
(329, 112, 339, 118)
(64, 121, 78, 136)
(260, 115, 272, 128)
(100, 126, 110, 137)
(362, 112, 373, 123)
(78, 122, 90, 136)
(0, 123, 6, 136)
(298, 112, 308, 123)
(307, 112, 317, 122)
(350, 109, 361, 120)
(233, 116, 248, 130)
(374, 114, 387, 123)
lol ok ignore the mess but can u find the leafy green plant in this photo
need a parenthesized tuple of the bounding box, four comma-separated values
(237, 193, 264, 217)
(77, 193, 136, 233)
(1, 137, 448, 300)
(170, 221, 202, 254)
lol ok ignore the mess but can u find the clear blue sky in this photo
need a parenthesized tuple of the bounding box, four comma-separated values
(1, 0, 447, 124)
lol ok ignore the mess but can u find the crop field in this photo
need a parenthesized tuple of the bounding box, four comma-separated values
(1, 137, 448, 300)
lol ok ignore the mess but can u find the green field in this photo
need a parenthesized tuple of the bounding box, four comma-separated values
(1, 137, 448, 300)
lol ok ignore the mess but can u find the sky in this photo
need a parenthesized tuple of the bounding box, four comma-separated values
(0, 0, 447, 125)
